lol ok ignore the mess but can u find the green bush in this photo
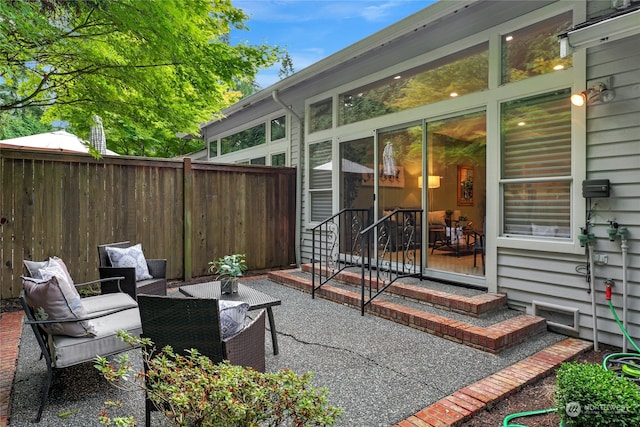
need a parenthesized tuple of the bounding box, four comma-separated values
(95, 332, 342, 426)
(554, 362, 640, 427)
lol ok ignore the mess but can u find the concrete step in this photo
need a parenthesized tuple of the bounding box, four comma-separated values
(268, 267, 547, 354)
(300, 263, 506, 317)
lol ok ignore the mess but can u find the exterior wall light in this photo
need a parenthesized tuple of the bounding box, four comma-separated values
(571, 77, 615, 106)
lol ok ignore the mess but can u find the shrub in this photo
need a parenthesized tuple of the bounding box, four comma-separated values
(95, 332, 342, 426)
(554, 361, 640, 427)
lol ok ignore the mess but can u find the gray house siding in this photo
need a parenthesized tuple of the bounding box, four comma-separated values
(200, 0, 639, 349)
(498, 33, 640, 347)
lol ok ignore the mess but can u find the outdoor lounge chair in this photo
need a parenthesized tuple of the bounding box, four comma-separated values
(20, 258, 141, 423)
(98, 241, 167, 299)
(137, 294, 266, 427)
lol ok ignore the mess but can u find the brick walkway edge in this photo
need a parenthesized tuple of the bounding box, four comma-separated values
(393, 337, 593, 427)
(0, 311, 24, 427)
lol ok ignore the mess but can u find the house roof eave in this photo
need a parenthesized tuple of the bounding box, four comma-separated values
(559, 5, 640, 55)
(201, 0, 478, 128)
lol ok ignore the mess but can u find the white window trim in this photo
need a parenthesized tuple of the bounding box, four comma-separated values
(494, 13, 587, 256)
(208, 111, 289, 164)
(305, 138, 334, 228)
(302, 1, 586, 255)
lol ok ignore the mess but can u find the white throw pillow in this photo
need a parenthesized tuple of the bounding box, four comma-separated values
(218, 300, 249, 339)
(106, 243, 153, 281)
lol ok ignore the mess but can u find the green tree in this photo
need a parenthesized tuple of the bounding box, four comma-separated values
(0, 107, 52, 140)
(0, 0, 279, 157)
(278, 51, 295, 80)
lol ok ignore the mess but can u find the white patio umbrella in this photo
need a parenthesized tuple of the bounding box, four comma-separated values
(90, 115, 107, 155)
(382, 140, 397, 177)
(0, 130, 118, 155)
(314, 159, 374, 174)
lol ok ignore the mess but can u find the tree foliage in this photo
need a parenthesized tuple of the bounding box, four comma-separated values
(0, 107, 52, 140)
(0, 0, 279, 156)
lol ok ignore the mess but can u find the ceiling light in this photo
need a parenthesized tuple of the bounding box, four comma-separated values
(393, 75, 402, 80)
(517, 121, 526, 126)
(553, 64, 564, 70)
(450, 92, 458, 97)
(505, 35, 513, 42)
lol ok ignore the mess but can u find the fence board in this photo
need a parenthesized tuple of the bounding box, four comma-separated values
(0, 149, 296, 299)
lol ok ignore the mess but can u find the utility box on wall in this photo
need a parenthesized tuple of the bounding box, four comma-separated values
(582, 179, 610, 198)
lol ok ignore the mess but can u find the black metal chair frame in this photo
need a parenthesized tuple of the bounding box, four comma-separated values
(19, 276, 135, 422)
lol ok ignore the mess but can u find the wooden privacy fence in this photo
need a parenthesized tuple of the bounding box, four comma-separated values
(0, 148, 296, 299)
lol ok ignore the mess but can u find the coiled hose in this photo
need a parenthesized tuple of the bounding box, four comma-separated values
(601, 299, 640, 382)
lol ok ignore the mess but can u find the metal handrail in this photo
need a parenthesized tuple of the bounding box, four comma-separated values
(359, 208, 423, 315)
(311, 208, 370, 298)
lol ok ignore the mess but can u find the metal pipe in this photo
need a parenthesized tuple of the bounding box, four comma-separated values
(272, 90, 303, 267)
(588, 242, 599, 351)
(619, 226, 629, 352)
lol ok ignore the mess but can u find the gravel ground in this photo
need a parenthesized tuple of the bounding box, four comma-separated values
(9, 278, 566, 426)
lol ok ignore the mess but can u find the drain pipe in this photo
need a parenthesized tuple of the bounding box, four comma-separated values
(608, 222, 629, 352)
(580, 228, 598, 351)
(588, 241, 599, 352)
(272, 90, 303, 267)
(619, 226, 629, 352)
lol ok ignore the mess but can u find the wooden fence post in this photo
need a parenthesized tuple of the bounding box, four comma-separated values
(183, 157, 192, 280)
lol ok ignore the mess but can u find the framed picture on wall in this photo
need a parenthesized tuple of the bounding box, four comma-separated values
(457, 165, 473, 206)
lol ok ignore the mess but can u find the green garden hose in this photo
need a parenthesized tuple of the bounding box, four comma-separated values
(502, 407, 557, 427)
(502, 296, 640, 426)
(606, 299, 640, 354)
(601, 299, 640, 383)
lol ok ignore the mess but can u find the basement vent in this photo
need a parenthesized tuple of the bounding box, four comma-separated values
(532, 301, 580, 335)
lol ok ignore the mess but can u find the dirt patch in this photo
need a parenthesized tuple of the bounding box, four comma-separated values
(460, 346, 616, 427)
(1, 297, 22, 313)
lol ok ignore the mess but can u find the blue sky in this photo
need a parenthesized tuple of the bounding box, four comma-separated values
(231, 0, 435, 88)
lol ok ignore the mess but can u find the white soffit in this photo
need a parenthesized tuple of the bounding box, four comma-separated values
(562, 8, 640, 53)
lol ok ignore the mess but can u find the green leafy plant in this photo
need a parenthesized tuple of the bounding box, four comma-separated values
(95, 331, 342, 426)
(555, 362, 640, 427)
(208, 253, 247, 279)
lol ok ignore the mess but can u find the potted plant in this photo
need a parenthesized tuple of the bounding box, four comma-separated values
(208, 253, 247, 294)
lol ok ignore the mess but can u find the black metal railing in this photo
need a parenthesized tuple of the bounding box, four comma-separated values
(359, 209, 423, 315)
(311, 208, 370, 298)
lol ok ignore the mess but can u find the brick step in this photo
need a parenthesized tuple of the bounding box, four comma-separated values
(269, 268, 547, 354)
(300, 264, 507, 317)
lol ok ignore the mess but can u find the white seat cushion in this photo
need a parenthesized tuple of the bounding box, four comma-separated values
(50, 307, 141, 368)
(81, 293, 138, 317)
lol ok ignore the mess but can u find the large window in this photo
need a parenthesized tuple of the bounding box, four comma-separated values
(501, 89, 572, 238)
(309, 99, 333, 133)
(271, 152, 286, 166)
(338, 43, 488, 126)
(501, 12, 573, 84)
(221, 123, 266, 155)
(309, 140, 333, 221)
(270, 116, 286, 141)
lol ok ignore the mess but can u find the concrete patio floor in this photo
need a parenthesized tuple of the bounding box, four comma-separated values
(2, 276, 592, 426)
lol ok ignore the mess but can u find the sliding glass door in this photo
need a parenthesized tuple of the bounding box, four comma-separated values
(426, 111, 486, 277)
(338, 114, 485, 279)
